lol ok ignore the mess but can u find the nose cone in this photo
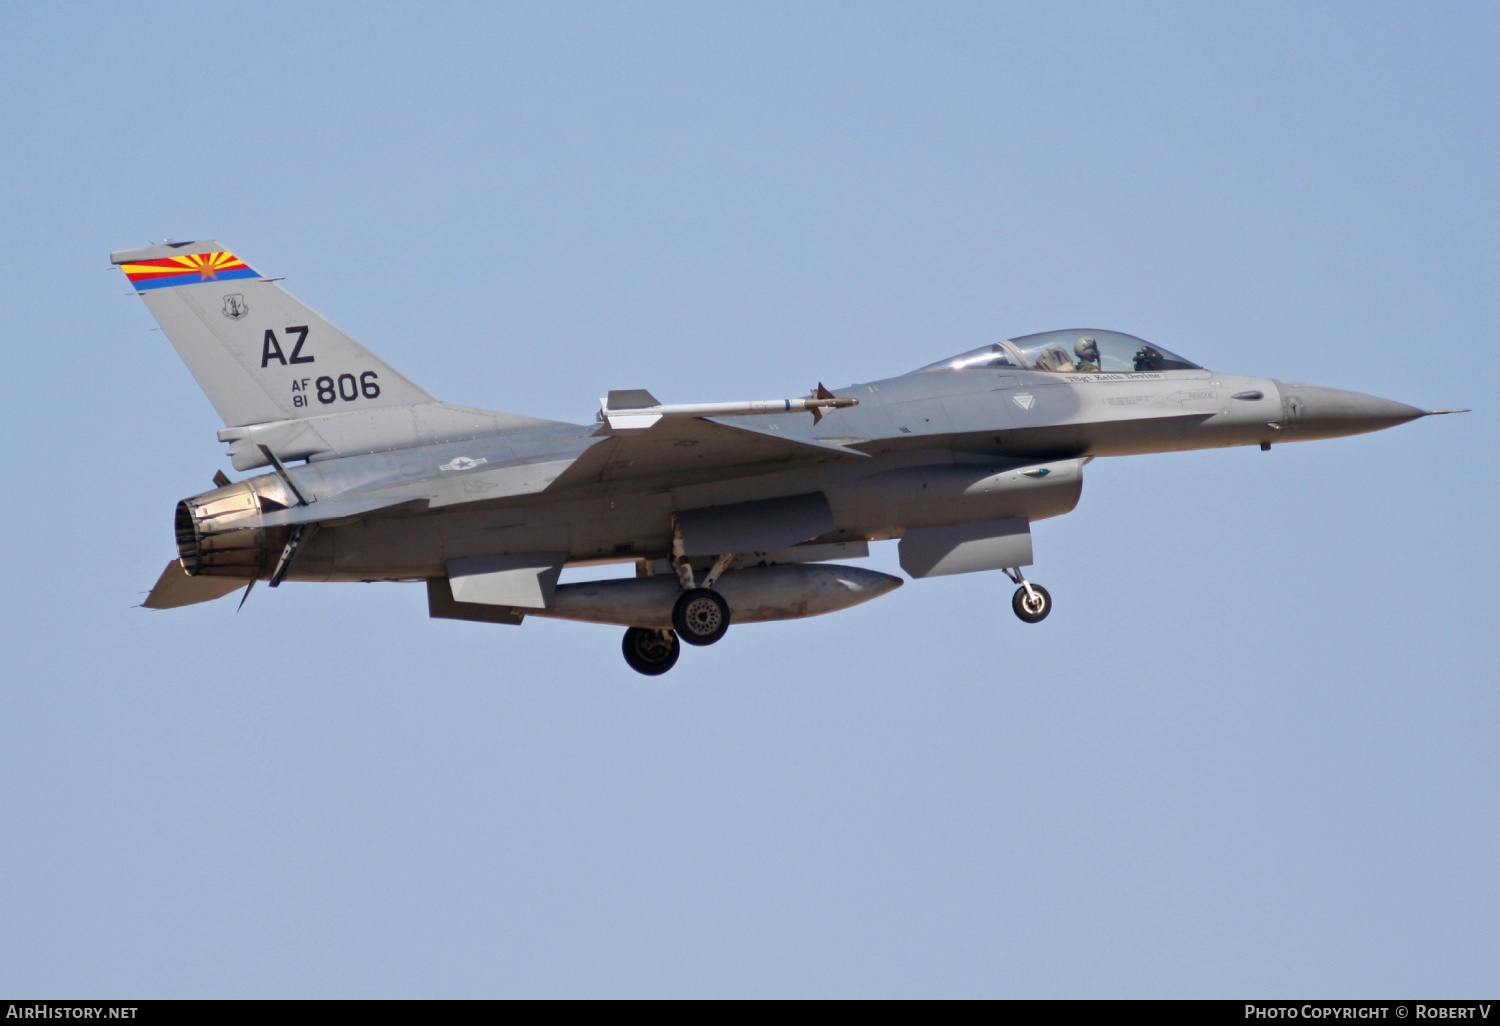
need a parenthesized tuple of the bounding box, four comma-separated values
(1273, 381, 1428, 441)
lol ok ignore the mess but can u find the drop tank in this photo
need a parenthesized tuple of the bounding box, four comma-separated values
(524, 563, 903, 629)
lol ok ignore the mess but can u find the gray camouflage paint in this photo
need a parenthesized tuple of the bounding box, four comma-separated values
(121, 242, 1438, 624)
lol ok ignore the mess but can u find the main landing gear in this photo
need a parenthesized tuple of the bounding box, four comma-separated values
(1003, 568, 1052, 623)
(622, 627, 681, 675)
(672, 588, 731, 646)
(667, 528, 734, 647)
(623, 524, 735, 675)
(619, 589, 730, 676)
(622, 585, 731, 676)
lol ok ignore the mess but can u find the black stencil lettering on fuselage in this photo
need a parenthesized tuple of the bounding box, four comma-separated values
(286, 325, 314, 364)
(313, 371, 380, 405)
(260, 329, 287, 367)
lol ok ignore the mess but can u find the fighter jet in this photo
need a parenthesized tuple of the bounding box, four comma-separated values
(122, 241, 1463, 675)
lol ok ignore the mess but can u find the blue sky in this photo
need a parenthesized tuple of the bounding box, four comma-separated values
(1, 1, 1495, 997)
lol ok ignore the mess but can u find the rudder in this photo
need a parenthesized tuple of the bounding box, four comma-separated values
(113, 240, 434, 428)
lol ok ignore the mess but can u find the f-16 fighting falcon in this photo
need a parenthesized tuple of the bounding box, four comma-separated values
(121, 242, 1464, 675)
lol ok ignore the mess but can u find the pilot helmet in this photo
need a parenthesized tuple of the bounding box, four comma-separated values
(1074, 336, 1099, 362)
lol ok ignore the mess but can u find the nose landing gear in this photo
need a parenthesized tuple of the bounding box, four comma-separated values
(1003, 568, 1052, 623)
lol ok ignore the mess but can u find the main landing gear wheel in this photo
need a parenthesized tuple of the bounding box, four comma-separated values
(623, 627, 681, 676)
(672, 588, 731, 646)
(1011, 583, 1052, 623)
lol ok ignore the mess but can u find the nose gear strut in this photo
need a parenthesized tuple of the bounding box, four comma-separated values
(1003, 567, 1052, 623)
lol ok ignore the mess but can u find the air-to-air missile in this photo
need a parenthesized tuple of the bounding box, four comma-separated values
(122, 242, 1463, 674)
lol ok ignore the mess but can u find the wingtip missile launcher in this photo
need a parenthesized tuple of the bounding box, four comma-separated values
(122, 243, 1465, 675)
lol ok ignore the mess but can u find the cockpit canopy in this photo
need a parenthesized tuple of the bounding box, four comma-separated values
(918, 330, 1200, 375)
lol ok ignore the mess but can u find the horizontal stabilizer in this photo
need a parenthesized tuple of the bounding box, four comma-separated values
(255, 458, 584, 523)
(142, 560, 245, 609)
(216, 403, 567, 471)
(254, 495, 428, 529)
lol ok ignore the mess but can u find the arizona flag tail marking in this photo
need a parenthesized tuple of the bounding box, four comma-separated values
(120, 250, 260, 291)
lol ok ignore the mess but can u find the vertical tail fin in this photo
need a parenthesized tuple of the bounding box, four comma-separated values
(112, 240, 434, 428)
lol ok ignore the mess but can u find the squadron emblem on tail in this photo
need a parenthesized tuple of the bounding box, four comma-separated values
(120, 241, 1463, 675)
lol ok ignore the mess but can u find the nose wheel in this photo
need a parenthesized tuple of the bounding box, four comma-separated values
(622, 627, 681, 675)
(1003, 568, 1051, 623)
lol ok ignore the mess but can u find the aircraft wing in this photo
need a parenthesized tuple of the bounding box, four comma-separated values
(545, 415, 867, 492)
(233, 412, 868, 526)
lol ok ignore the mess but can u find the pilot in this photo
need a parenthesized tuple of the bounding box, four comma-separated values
(1073, 336, 1100, 372)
